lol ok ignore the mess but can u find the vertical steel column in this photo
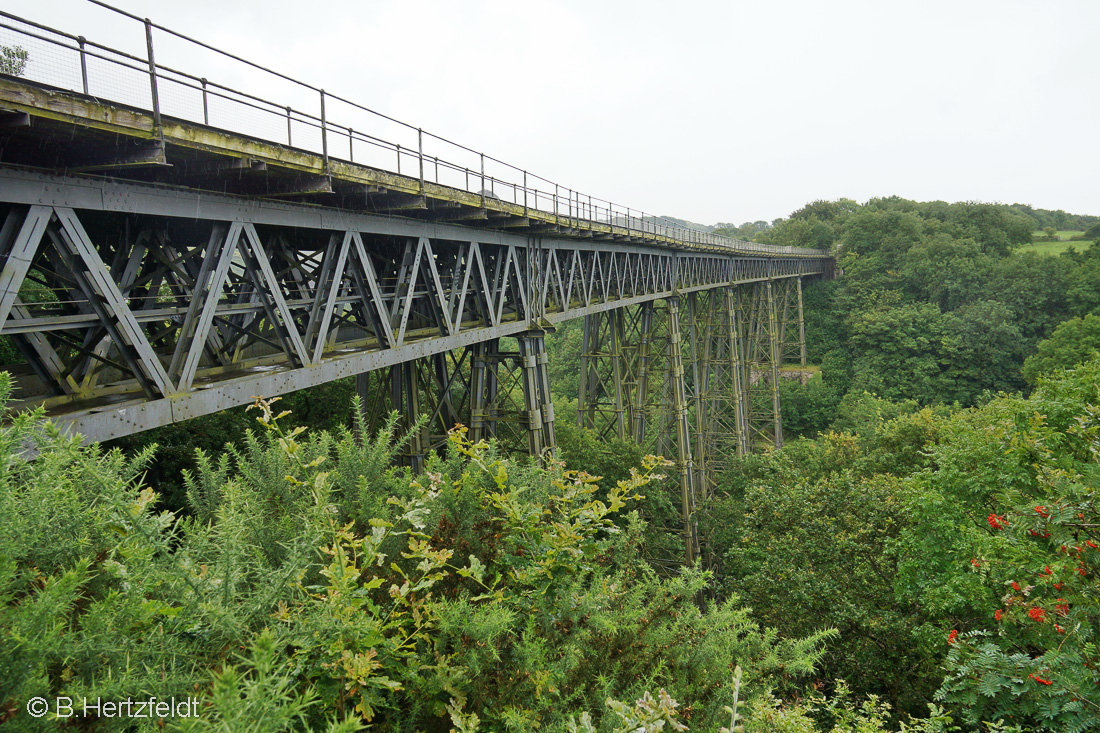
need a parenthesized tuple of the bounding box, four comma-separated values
(695, 286, 758, 496)
(766, 280, 784, 449)
(693, 292, 714, 498)
(355, 370, 372, 439)
(728, 287, 751, 456)
(518, 330, 556, 458)
(686, 293, 705, 493)
(611, 309, 625, 439)
(577, 314, 594, 428)
(469, 339, 496, 444)
(632, 302, 654, 444)
(666, 296, 698, 566)
(517, 335, 544, 457)
(392, 361, 425, 472)
(576, 310, 626, 438)
(533, 335, 557, 456)
(777, 278, 791, 362)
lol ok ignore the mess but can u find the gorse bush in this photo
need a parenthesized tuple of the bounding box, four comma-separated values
(1, 375, 837, 731)
(12, 352, 1097, 730)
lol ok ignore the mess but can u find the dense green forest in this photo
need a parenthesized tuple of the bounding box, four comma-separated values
(3, 197, 1100, 731)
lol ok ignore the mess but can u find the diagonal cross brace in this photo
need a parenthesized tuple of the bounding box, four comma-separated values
(172, 222, 241, 390)
(51, 208, 175, 398)
(0, 205, 52, 334)
(239, 223, 310, 367)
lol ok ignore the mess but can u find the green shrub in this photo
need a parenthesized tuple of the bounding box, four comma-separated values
(0, 376, 834, 730)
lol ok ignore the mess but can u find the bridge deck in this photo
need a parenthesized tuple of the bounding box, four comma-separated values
(0, 76, 815, 258)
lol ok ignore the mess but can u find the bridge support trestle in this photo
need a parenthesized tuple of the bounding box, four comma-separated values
(572, 275, 809, 565)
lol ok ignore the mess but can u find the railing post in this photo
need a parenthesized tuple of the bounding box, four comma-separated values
(554, 183, 559, 222)
(396, 144, 401, 174)
(523, 170, 528, 216)
(77, 36, 89, 94)
(286, 106, 292, 146)
(143, 18, 163, 145)
(201, 78, 209, 125)
(480, 153, 486, 206)
(320, 89, 330, 175)
(418, 128, 424, 193)
(348, 127, 353, 161)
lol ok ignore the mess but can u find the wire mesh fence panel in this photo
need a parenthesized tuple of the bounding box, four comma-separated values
(350, 134, 402, 173)
(156, 71, 204, 122)
(200, 89, 290, 145)
(442, 158, 475, 193)
(0, 21, 83, 92)
(288, 115, 324, 156)
(325, 96, 418, 169)
(84, 50, 150, 108)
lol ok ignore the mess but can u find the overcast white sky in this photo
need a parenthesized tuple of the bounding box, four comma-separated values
(5, 0, 1098, 225)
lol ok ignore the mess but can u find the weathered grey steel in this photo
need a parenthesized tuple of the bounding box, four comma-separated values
(729, 289, 751, 456)
(766, 280, 784, 448)
(631, 304, 654, 444)
(0, 168, 812, 440)
(468, 341, 496, 444)
(577, 309, 627, 438)
(665, 297, 699, 565)
(574, 279, 801, 454)
(695, 289, 746, 496)
(517, 331, 555, 457)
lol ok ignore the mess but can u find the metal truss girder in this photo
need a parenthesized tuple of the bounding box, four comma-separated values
(347, 231, 397, 348)
(304, 233, 348, 364)
(0, 166, 828, 448)
(51, 320, 530, 443)
(8, 299, 79, 395)
(51, 207, 175, 398)
(0, 205, 52, 331)
(171, 222, 243, 389)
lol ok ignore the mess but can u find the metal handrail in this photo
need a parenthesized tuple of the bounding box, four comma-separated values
(0, 2, 825, 258)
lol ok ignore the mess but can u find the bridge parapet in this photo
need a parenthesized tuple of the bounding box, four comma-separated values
(0, 4, 822, 257)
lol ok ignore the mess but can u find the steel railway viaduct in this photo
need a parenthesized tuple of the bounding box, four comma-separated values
(0, 4, 830, 561)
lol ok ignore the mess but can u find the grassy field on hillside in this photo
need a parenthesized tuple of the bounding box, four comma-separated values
(1020, 231, 1088, 255)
